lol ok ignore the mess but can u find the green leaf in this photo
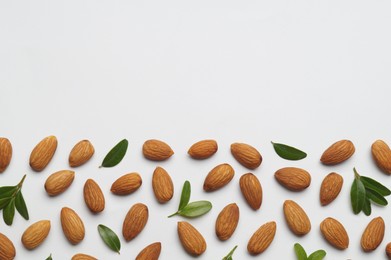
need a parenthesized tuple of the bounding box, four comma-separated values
(3, 199, 15, 225)
(294, 243, 307, 260)
(0, 197, 11, 210)
(222, 245, 238, 260)
(15, 191, 29, 220)
(271, 142, 307, 161)
(366, 189, 388, 206)
(361, 176, 391, 196)
(351, 177, 366, 214)
(45, 254, 52, 260)
(178, 201, 212, 218)
(98, 224, 121, 254)
(0, 186, 17, 199)
(362, 197, 372, 216)
(178, 180, 191, 211)
(100, 139, 128, 168)
(308, 249, 326, 260)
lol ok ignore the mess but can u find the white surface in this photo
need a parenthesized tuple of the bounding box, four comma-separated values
(1, 1, 391, 259)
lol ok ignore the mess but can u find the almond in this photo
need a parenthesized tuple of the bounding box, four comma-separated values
(371, 140, 391, 174)
(386, 242, 391, 259)
(44, 170, 75, 196)
(231, 143, 262, 169)
(71, 254, 97, 260)
(29, 135, 57, 172)
(0, 232, 16, 260)
(361, 216, 385, 252)
(283, 200, 311, 236)
(320, 217, 349, 250)
(69, 140, 95, 167)
(0, 138, 12, 173)
(215, 203, 239, 241)
(203, 163, 235, 192)
(83, 179, 105, 213)
(247, 221, 276, 255)
(239, 173, 262, 210)
(320, 139, 355, 165)
(188, 139, 218, 159)
(136, 242, 161, 260)
(152, 167, 174, 203)
(142, 139, 174, 161)
(111, 173, 142, 195)
(320, 172, 343, 206)
(122, 203, 149, 241)
(60, 207, 85, 245)
(21, 220, 51, 250)
(274, 167, 311, 191)
(177, 221, 206, 256)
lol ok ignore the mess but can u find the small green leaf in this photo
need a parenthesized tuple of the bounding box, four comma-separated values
(45, 254, 52, 260)
(271, 142, 307, 161)
(361, 176, 391, 196)
(100, 139, 128, 168)
(294, 243, 307, 260)
(351, 177, 366, 214)
(178, 180, 191, 211)
(15, 191, 29, 220)
(366, 189, 388, 206)
(178, 201, 212, 218)
(362, 197, 372, 216)
(0, 186, 17, 199)
(3, 199, 15, 225)
(308, 249, 326, 260)
(98, 224, 121, 254)
(222, 245, 238, 260)
(0, 197, 11, 210)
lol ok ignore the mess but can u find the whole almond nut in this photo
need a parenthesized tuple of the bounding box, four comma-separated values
(111, 173, 142, 195)
(320, 217, 349, 250)
(361, 216, 385, 252)
(142, 139, 174, 161)
(60, 207, 85, 245)
(247, 221, 276, 255)
(136, 242, 161, 260)
(0, 232, 16, 260)
(239, 173, 262, 210)
(44, 170, 75, 196)
(231, 143, 262, 169)
(320, 139, 355, 165)
(177, 221, 206, 256)
(69, 140, 95, 167)
(283, 200, 311, 236)
(152, 167, 174, 203)
(320, 172, 343, 206)
(188, 139, 218, 159)
(122, 203, 149, 241)
(215, 203, 239, 241)
(83, 179, 105, 213)
(21, 220, 51, 250)
(71, 254, 97, 260)
(371, 140, 391, 174)
(386, 242, 391, 259)
(274, 167, 311, 191)
(0, 138, 12, 173)
(203, 163, 235, 192)
(29, 135, 57, 172)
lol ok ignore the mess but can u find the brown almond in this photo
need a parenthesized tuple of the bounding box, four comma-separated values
(386, 242, 391, 259)
(239, 173, 262, 210)
(29, 135, 57, 172)
(60, 207, 85, 245)
(247, 221, 276, 255)
(177, 221, 206, 256)
(21, 220, 51, 250)
(215, 203, 239, 241)
(83, 179, 105, 213)
(361, 216, 385, 252)
(44, 170, 75, 196)
(122, 203, 149, 241)
(203, 163, 235, 192)
(283, 200, 311, 236)
(69, 140, 95, 167)
(371, 140, 391, 174)
(0, 138, 12, 173)
(0, 232, 16, 260)
(142, 139, 174, 161)
(320, 139, 355, 165)
(71, 254, 97, 260)
(152, 167, 174, 203)
(136, 242, 161, 260)
(274, 167, 311, 191)
(111, 173, 142, 195)
(231, 143, 262, 169)
(188, 139, 218, 159)
(320, 217, 349, 250)
(320, 172, 343, 206)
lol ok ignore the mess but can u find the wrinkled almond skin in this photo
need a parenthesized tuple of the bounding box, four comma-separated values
(320, 217, 349, 250)
(283, 200, 311, 236)
(215, 203, 239, 241)
(136, 242, 161, 260)
(231, 143, 262, 169)
(142, 139, 174, 161)
(44, 170, 75, 196)
(0, 232, 16, 260)
(386, 242, 391, 259)
(71, 254, 97, 260)
(69, 140, 95, 167)
(177, 221, 206, 256)
(60, 207, 85, 245)
(361, 217, 385, 252)
(247, 221, 276, 255)
(274, 167, 311, 191)
(21, 220, 51, 250)
(239, 173, 262, 210)
(203, 163, 235, 192)
(29, 135, 57, 172)
(188, 139, 218, 159)
(320, 172, 343, 206)
(122, 203, 149, 241)
(152, 167, 174, 203)
(111, 173, 142, 195)
(320, 139, 355, 165)
(372, 140, 391, 174)
(83, 179, 105, 213)
(0, 138, 12, 173)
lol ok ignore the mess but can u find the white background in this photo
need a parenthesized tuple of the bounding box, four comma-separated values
(1, 1, 391, 259)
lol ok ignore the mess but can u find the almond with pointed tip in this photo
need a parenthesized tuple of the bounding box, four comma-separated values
(29, 135, 57, 172)
(83, 179, 105, 213)
(247, 221, 276, 255)
(21, 220, 51, 250)
(283, 200, 311, 236)
(371, 140, 391, 175)
(177, 221, 206, 256)
(142, 139, 174, 161)
(0, 138, 12, 173)
(320, 217, 349, 250)
(188, 139, 218, 159)
(274, 167, 311, 191)
(320, 172, 343, 206)
(69, 140, 95, 167)
(71, 254, 97, 260)
(239, 173, 262, 210)
(361, 216, 385, 252)
(320, 139, 355, 165)
(60, 207, 85, 245)
(203, 163, 235, 192)
(111, 173, 142, 195)
(152, 167, 174, 203)
(44, 170, 75, 196)
(136, 242, 161, 260)
(231, 143, 262, 169)
(215, 203, 239, 241)
(0, 232, 16, 260)
(122, 203, 149, 241)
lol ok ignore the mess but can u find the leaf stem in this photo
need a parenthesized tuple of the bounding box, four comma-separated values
(167, 211, 179, 218)
(223, 245, 238, 259)
(353, 167, 360, 179)
(17, 174, 26, 188)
